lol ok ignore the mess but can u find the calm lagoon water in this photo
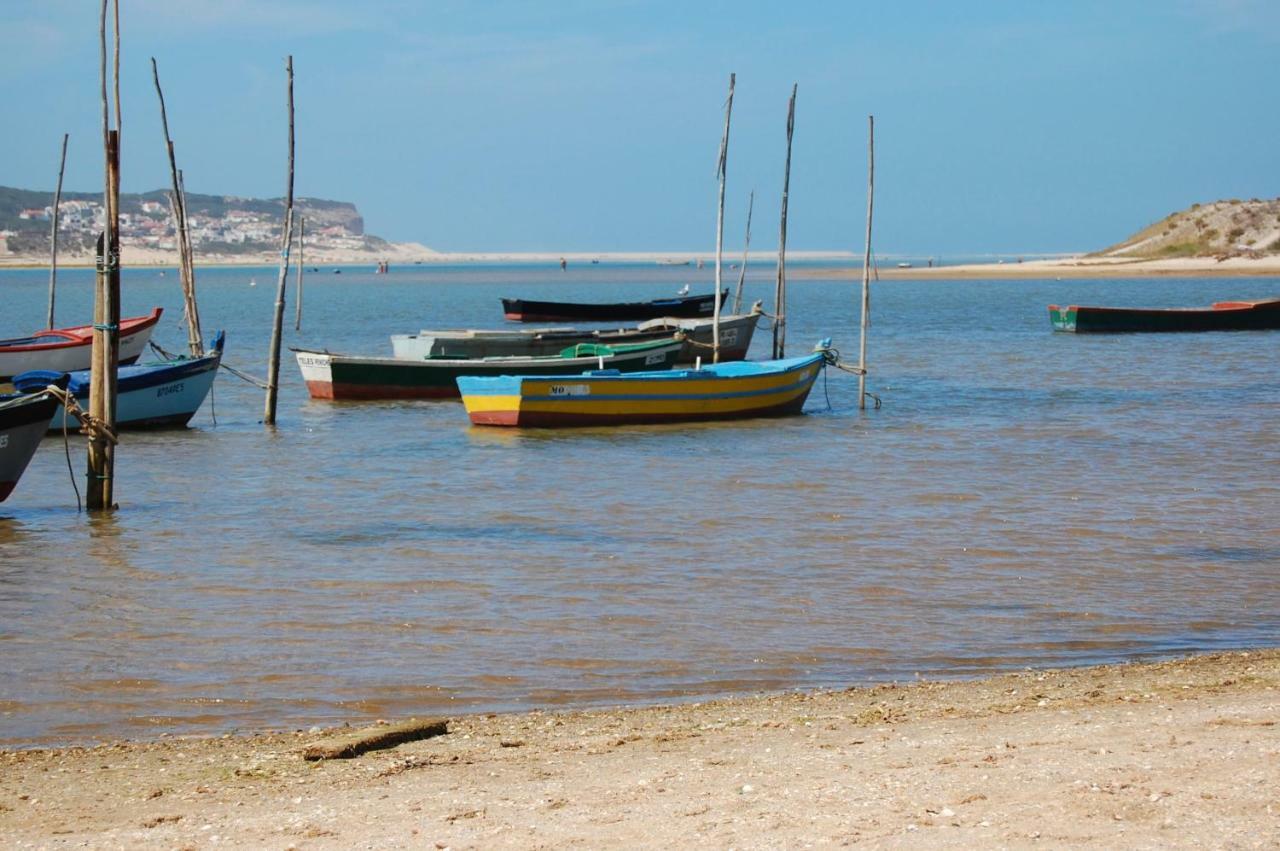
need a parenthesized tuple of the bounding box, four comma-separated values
(1, 262, 1277, 745)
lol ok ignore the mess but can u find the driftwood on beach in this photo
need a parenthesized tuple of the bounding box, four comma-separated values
(302, 717, 449, 761)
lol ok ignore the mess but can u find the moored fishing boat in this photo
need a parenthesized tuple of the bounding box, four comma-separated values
(0, 388, 61, 501)
(391, 304, 763, 363)
(501, 291, 726, 322)
(457, 345, 829, 427)
(0, 308, 164, 381)
(1048, 297, 1280, 333)
(294, 336, 685, 401)
(12, 332, 225, 431)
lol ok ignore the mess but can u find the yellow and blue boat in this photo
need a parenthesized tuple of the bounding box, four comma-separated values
(457, 346, 828, 427)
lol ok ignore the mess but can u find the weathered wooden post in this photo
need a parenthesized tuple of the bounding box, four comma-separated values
(47, 133, 69, 329)
(772, 84, 797, 360)
(152, 58, 203, 355)
(263, 55, 296, 425)
(858, 115, 875, 411)
(294, 215, 305, 331)
(712, 72, 735, 364)
(732, 190, 754, 314)
(87, 0, 121, 511)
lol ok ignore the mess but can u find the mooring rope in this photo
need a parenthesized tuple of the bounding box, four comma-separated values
(42, 385, 118, 446)
(150, 339, 268, 389)
(219, 362, 269, 389)
(58, 400, 81, 513)
(148, 339, 179, 359)
(818, 347, 882, 409)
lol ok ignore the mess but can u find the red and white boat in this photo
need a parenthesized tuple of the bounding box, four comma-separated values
(0, 308, 163, 381)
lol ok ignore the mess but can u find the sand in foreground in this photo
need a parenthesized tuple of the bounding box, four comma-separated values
(1, 650, 1277, 849)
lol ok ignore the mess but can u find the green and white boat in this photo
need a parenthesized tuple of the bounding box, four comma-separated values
(293, 336, 685, 400)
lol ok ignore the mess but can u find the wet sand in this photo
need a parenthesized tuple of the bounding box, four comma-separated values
(2, 649, 1276, 848)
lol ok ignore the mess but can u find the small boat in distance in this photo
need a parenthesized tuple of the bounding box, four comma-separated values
(0, 307, 164, 381)
(457, 345, 828, 427)
(13, 332, 225, 431)
(294, 336, 685, 401)
(1049, 297, 1280, 333)
(391, 305, 763, 364)
(0, 387, 62, 501)
(501, 291, 726, 323)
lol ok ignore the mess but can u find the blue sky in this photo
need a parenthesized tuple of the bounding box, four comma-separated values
(3, 0, 1279, 254)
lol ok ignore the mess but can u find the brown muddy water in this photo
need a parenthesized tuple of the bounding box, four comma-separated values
(1, 264, 1277, 746)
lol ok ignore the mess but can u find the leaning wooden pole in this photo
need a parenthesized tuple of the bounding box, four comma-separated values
(772, 84, 797, 360)
(294, 216, 305, 331)
(712, 72, 735, 365)
(264, 55, 296, 426)
(47, 133, 69, 328)
(858, 115, 875, 411)
(732, 190, 754, 314)
(152, 57, 202, 355)
(177, 169, 199, 348)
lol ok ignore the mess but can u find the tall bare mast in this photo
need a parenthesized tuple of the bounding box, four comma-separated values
(858, 116, 875, 410)
(712, 72, 735, 365)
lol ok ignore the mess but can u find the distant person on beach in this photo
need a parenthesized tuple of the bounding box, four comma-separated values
(560, 257, 567, 271)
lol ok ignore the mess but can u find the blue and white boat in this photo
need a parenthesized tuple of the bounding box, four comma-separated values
(13, 332, 225, 431)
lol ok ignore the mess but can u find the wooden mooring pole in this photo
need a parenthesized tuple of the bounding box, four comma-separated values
(47, 133, 68, 329)
(712, 72, 735, 365)
(858, 115, 875, 411)
(772, 84, 797, 360)
(88, 0, 121, 510)
(294, 215, 305, 331)
(152, 57, 203, 355)
(732, 190, 753, 314)
(263, 55, 296, 426)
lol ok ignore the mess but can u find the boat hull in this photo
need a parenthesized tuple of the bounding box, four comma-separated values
(391, 310, 761, 363)
(13, 333, 224, 431)
(1049, 298, 1280, 333)
(0, 308, 164, 380)
(501, 291, 726, 322)
(458, 352, 826, 427)
(295, 338, 685, 401)
(0, 392, 58, 501)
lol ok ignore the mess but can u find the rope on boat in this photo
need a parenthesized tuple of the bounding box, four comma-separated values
(820, 346, 866, 376)
(219, 362, 269, 389)
(819, 347, 881, 409)
(151, 339, 268, 390)
(42, 385, 119, 446)
(148, 339, 179, 359)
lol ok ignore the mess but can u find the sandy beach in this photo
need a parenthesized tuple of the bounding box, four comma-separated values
(6, 248, 1280, 278)
(813, 255, 1280, 280)
(2, 650, 1276, 848)
(0, 248, 854, 270)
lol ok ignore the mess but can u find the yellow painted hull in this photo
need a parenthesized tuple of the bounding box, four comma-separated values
(459, 353, 825, 427)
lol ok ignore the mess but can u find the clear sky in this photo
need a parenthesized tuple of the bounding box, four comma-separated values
(3, 0, 1279, 254)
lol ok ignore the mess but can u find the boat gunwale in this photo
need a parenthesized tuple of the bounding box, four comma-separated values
(291, 336, 685, 369)
(0, 307, 164, 353)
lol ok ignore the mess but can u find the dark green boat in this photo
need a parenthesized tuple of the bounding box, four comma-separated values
(1049, 297, 1280, 333)
(293, 336, 685, 400)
